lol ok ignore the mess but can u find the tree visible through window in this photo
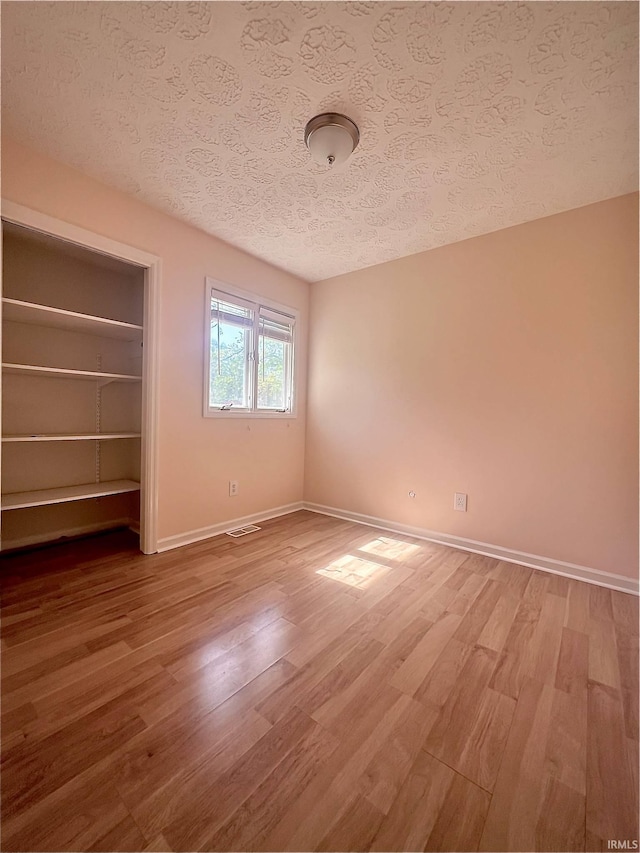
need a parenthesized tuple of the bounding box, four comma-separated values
(205, 282, 296, 416)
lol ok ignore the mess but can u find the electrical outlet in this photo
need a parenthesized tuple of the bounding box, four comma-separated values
(229, 480, 239, 497)
(454, 492, 467, 512)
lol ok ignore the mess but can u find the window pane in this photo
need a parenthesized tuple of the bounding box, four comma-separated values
(210, 296, 252, 409)
(257, 336, 289, 410)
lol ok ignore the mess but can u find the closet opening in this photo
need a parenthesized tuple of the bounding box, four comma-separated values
(1, 206, 160, 555)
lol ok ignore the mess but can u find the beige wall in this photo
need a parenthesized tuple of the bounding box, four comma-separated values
(305, 194, 639, 578)
(2, 137, 310, 544)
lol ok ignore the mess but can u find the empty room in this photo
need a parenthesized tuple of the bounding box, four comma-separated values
(0, 2, 638, 852)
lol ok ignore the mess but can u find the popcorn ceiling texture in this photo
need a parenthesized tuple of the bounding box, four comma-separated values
(2, 1, 638, 281)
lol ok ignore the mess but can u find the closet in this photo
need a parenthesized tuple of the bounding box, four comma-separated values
(1, 222, 146, 552)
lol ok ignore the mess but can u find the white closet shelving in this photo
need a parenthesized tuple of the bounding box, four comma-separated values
(3, 433, 141, 442)
(3, 480, 141, 511)
(1, 223, 145, 550)
(2, 298, 143, 340)
(2, 363, 142, 383)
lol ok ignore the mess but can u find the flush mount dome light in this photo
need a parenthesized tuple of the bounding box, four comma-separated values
(304, 113, 360, 168)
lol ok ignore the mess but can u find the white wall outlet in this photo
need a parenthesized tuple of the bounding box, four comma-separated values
(229, 480, 239, 497)
(454, 492, 467, 512)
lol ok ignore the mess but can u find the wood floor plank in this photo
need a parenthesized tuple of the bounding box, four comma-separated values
(425, 770, 491, 852)
(1, 762, 131, 852)
(26, 662, 174, 748)
(480, 674, 590, 852)
(535, 776, 586, 852)
(370, 751, 455, 852)
(162, 706, 317, 852)
(589, 585, 614, 622)
(446, 571, 488, 616)
(161, 606, 284, 681)
(113, 674, 285, 817)
(142, 833, 172, 852)
(546, 573, 570, 598)
(489, 577, 546, 699)
(452, 577, 505, 645)
(315, 795, 385, 852)
(489, 559, 533, 597)
(123, 662, 296, 836)
(1, 615, 132, 678)
(295, 636, 385, 720)
(137, 617, 301, 726)
(0, 702, 37, 744)
(565, 579, 592, 634)
(545, 684, 587, 796)
(284, 594, 367, 669)
(1, 641, 133, 712)
(204, 720, 340, 851)
(611, 591, 639, 636)
(586, 680, 638, 844)
(1, 642, 93, 695)
(310, 616, 432, 738)
(555, 626, 589, 695)
(622, 685, 639, 742)
(88, 813, 148, 852)
(417, 583, 458, 624)
(615, 623, 639, 692)
(261, 691, 412, 852)
(128, 707, 273, 841)
(388, 611, 461, 696)
(423, 644, 515, 792)
(479, 677, 556, 851)
(360, 695, 439, 814)
(256, 625, 383, 725)
(369, 581, 438, 643)
(461, 553, 500, 576)
(628, 736, 639, 834)
(413, 636, 474, 710)
(2, 696, 147, 819)
(520, 591, 567, 685)
(589, 617, 622, 689)
(1, 515, 637, 853)
(455, 685, 516, 792)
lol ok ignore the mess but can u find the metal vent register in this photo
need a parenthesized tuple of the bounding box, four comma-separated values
(226, 525, 261, 538)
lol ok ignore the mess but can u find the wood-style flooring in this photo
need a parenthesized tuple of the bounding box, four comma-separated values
(1, 510, 638, 852)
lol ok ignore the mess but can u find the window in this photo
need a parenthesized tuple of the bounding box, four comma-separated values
(204, 279, 297, 417)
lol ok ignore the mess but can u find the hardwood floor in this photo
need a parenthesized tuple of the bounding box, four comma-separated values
(1, 510, 637, 852)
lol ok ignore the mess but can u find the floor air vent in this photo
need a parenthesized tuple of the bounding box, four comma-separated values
(226, 525, 262, 538)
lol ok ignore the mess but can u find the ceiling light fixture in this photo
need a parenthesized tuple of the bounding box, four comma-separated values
(304, 113, 360, 168)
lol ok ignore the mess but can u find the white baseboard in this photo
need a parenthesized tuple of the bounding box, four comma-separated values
(303, 502, 639, 596)
(152, 498, 638, 595)
(1, 518, 133, 553)
(156, 502, 304, 552)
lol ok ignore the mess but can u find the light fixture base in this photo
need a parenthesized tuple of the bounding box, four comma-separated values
(304, 113, 360, 167)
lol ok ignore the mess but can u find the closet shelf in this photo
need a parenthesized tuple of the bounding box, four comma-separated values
(2, 298, 143, 341)
(3, 433, 141, 442)
(2, 480, 141, 511)
(2, 363, 142, 384)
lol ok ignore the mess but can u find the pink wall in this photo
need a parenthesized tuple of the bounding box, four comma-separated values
(3, 138, 637, 578)
(305, 194, 639, 578)
(2, 137, 310, 544)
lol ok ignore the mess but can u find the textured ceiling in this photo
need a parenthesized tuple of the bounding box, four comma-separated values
(2, 2, 638, 282)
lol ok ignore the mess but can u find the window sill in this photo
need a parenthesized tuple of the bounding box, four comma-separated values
(204, 410, 297, 420)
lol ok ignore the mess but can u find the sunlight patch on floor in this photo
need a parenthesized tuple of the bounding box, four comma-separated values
(317, 554, 389, 589)
(358, 536, 421, 559)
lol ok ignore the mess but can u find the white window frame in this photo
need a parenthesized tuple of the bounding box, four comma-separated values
(203, 278, 298, 419)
